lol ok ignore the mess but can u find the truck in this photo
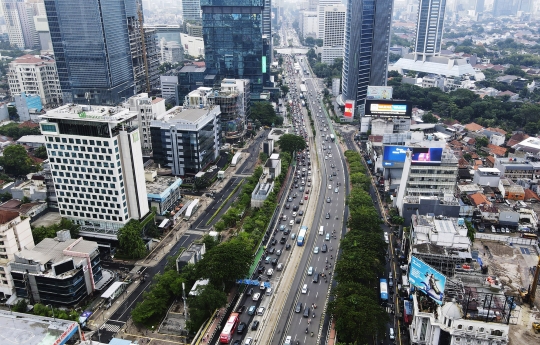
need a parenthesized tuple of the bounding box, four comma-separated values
(184, 199, 200, 220)
(330, 134, 335, 142)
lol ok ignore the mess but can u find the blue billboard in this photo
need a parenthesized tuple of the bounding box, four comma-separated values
(382, 146, 408, 167)
(409, 256, 446, 304)
(411, 147, 443, 165)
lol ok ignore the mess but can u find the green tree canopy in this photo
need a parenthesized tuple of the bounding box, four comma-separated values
(422, 112, 439, 123)
(33, 146, 48, 159)
(186, 284, 227, 332)
(277, 134, 306, 154)
(280, 85, 289, 96)
(251, 102, 283, 127)
(117, 220, 147, 259)
(0, 145, 36, 176)
(32, 218, 79, 244)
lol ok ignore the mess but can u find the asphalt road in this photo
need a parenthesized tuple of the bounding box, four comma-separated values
(269, 54, 347, 345)
(94, 130, 268, 343)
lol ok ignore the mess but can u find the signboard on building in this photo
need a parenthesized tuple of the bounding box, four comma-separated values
(382, 146, 409, 167)
(365, 100, 412, 118)
(367, 86, 393, 100)
(409, 256, 446, 305)
(344, 100, 355, 118)
(411, 147, 443, 166)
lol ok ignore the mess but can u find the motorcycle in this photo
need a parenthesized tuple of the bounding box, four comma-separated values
(305, 328, 308, 334)
(310, 332, 314, 337)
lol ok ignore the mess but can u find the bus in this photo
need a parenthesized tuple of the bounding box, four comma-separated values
(219, 312, 240, 343)
(380, 278, 388, 303)
(521, 233, 538, 240)
(297, 226, 308, 246)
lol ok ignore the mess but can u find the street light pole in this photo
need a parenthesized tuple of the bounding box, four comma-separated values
(47, 304, 56, 322)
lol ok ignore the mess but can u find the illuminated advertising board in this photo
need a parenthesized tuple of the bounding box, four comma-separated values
(409, 256, 446, 305)
(411, 147, 443, 166)
(367, 86, 393, 100)
(344, 100, 355, 118)
(382, 146, 409, 167)
(365, 100, 412, 118)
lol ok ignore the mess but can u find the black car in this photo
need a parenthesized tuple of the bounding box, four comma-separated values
(322, 244, 327, 253)
(325, 213, 330, 219)
(237, 322, 247, 334)
(271, 239, 277, 246)
(303, 306, 311, 318)
(285, 204, 290, 209)
(280, 237, 286, 244)
(271, 258, 278, 266)
(296, 218, 301, 224)
(247, 288, 253, 296)
(268, 247, 275, 254)
(284, 228, 290, 235)
(295, 302, 303, 313)
(251, 320, 260, 331)
(286, 244, 291, 250)
(258, 265, 265, 274)
(233, 340, 241, 345)
(236, 305, 246, 313)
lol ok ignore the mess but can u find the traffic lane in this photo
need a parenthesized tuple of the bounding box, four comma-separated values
(111, 232, 202, 322)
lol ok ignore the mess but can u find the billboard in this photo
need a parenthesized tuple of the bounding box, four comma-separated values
(365, 100, 412, 118)
(409, 256, 446, 304)
(382, 146, 409, 167)
(367, 86, 393, 100)
(411, 147, 443, 165)
(344, 100, 355, 118)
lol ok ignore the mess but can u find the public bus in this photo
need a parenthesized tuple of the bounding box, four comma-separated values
(380, 278, 389, 303)
(521, 232, 538, 240)
(297, 226, 308, 246)
(219, 312, 240, 343)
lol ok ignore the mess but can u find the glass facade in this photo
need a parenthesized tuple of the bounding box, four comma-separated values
(342, 0, 393, 110)
(44, 0, 135, 105)
(415, 0, 446, 56)
(201, 0, 268, 96)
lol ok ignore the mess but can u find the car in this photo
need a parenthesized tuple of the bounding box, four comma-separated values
(300, 199, 304, 205)
(307, 266, 313, 275)
(293, 205, 299, 211)
(293, 193, 297, 198)
(271, 258, 278, 266)
(284, 228, 290, 235)
(268, 247, 275, 254)
(236, 305, 246, 313)
(328, 184, 332, 189)
(271, 238, 277, 246)
(329, 154, 332, 158)
(301, 284, 308, 294)
(325, 213, 330, 219)
(333, 171, 337, 176)
(285, 203, 290, 209)
(295, 302, 303, 313)
(264, 256, 271, 264)
(389, 328, 395, 340)
(233, 340, 241, 345)
(252, 293, 261, 301)
(280, 237, 286, 244)
(245, 337, 253, 345)
(314, 247, 319, 254)
(303, 306, 311, 318)
(295, 218, 301, 224)
(257, 307, 265, 316)
(292, 212, 297, 217)
(298, 210, 304, 216)
(305, 189, 309, 194)
(247, 287, 253, 296)
(258, 265, 265, 273)
(277, 263, 283, 271)
(304, 195, 308, 200)
(325, 233, 330, 241)
(289, 220, 294, 226)
(237, 322, 247, 334)
(384, 232, 389, 243)
(322, 244, 327, 253)
(286, 243, 291, 250)
(276, 249, 282, 256)
(326, 197, 331, 203)
(288, 197, 293, 202)
(267, 268, 274, 276)
(248, 305, 256, 315)
(251, 320, 260, 331)
(334, 187, 339, 193)
(279, 225, 286, 231)
(325, 156, 328, 160)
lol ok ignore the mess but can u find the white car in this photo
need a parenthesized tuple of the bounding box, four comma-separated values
(289, 220, 294, 226)
(301, 284, 308, 294)
(328, 185, 332, 189)
(307, 266, 313, 276)
(384, 232, 389, 244)
(325, 156, 328, 160)
(314, 247, 319, 254)
(292, 212, 297, 217)
(252, 293, 261, 301)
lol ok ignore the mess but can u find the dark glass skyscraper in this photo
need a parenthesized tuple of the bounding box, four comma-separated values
(341, 0, 393, 110)
(45, 0, 136, 105)
(414, 0, 446, 61)
(201, 0, 270, 97)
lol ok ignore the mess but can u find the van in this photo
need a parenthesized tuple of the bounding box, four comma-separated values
(319, 226, 324, 235)
(265, 288, 273, 296)
(284, 336, 292, 345)
(389, 328, 395, 340)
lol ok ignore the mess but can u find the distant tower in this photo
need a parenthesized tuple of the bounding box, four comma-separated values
(413, 0, 447, 61)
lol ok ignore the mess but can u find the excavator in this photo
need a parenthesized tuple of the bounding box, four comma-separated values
(533, 322, 540, 333)
(519, 256, 540, 307)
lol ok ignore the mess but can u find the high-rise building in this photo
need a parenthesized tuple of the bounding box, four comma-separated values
(474, 0, 484, 13)
(308, 0, 319, 11)
(321, 5, 346, 65)
(201, 0, 270, 97)
(517, 0, 532, 13)
(7, 54, 62, 106)
(1, 0, 39, 49)
(317, 0, 341, 39)
(181, 0, 201, 22)
(492, 0, 517, 16)
(44, 0, 135, 105)
(263, 0, 272, 62)
(125, 93, 166, 154)
(414, 0, 447, 61)
(39, 104, 150, 239)
(341, 0, 393, 112)
(301, 11, 318, 38)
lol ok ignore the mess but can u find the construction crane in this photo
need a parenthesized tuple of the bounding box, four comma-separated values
(520, 255, 540, 306)
(138, 3, 150, 93)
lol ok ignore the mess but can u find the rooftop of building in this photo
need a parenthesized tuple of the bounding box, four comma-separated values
(465, 122, 484, 132)
(0, 210, 19, 225)
(507, 132, 529, 147)
(160, 106, 217, 124)
(411, 214, 471, 250)
(179, 65, 206, 73)
(512, 136, 540, 153)
(145, 174, 182, 197)
(469, 193, 491, 206)
(16, 135, 45, 144)
(394, 54, 476, 77)
(42, 104, 138, 123)
(0, 310, 78, 345)
(403, 195, 460, 206)
(10, 54, 55, 65)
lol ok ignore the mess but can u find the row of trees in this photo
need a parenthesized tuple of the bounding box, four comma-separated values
(251, 102, 283, 127)
(31, 218, 79, 244)
(390, 82, 540, 134)
(328, 150, 389, 343)
(0, 122, 41, 141)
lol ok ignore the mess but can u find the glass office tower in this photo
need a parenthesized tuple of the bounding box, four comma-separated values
(341, 0, 393, 111)
(201, 0, 269, 97)
(414, 0, 447, 61)
(44, 0, 135, 105)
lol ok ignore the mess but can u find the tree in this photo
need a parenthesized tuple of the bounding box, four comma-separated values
(12, 299, 27, 312)
(32, 218, 79, 244)
(8, 106, 18, 121)
(251, 102, 283, 126)
(194, 174, 211, 190)
(33, 146, 48, 159)
(475, 136, 489, 149)
(277, 134, 306, 154)
(280, 85, 289, 97)
(117, 220, 147, 259)
(0, 145, 35, 176)
(422, 112, 439, 123)
(0, 192, 11, 202)
(186, 284, 227, 332)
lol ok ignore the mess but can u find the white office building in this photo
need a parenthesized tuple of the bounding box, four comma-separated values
(301, 11, 318, 38)
(321, 5, 346, 64)
(124, 93, 166, 154)
(317, 0, 342, 39)
(39, 104, 150, 240)
(7, 54, 62, 106)
(181, 0, 201, 22)
(1, 0, 39, 49)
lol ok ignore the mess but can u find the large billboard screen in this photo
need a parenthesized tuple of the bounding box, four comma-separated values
(409, 256, 446, 304)
(382, 146, 408, 167)
(411, 147, 443, 165)
(367, 86, 393, 100)
(344, 100, 355, 118)
(365, 100, 412, 118)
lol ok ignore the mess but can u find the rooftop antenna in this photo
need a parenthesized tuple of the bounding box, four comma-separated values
(85, 92, 91, 111)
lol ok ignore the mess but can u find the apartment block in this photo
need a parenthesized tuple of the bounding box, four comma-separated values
(39, 104, 150, 240)
(125, 93, 166, 154)
(321, 5, 346, 65)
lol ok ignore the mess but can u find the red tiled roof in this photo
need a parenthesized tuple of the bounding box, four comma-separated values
(524, 189, 540, 201)
(507, 132, 529, 147)
(368, 135, 383, 143)
(193, 61, 205, 67)
(152, 97, 164, 104)
(0, 210, 19, 224)
(486, 156, 495, 164)
(465, 122, 484, 132)
(487, 144, 507, 156)
(469, 193, 490, 206)
(18, 121, 39, 128)
(12, 54, 55, 65)
(486, 127, 507, 135)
